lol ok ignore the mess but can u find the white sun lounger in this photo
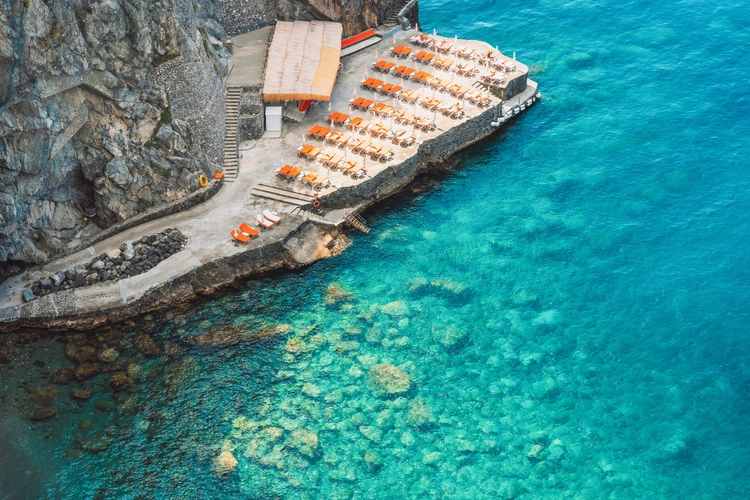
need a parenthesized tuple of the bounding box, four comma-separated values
(263, 210, 283, 224)
(255, 213, 274, 229)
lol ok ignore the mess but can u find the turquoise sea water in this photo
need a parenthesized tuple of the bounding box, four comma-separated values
(3, 0, 750, 498)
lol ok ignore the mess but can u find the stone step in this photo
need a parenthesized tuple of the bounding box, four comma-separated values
(255, 183, 316, 202)
(250, 189, 311, 206)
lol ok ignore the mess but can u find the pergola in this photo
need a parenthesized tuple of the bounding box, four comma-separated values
(262, 21, 343, 103)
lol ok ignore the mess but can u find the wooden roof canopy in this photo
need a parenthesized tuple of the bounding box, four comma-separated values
(262, 21, 343, 103)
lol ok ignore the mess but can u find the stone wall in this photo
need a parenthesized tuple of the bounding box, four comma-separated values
(0, 0, 230, 266)
(398, 0, 419, 30)
(498, 73, 528, 101)
(215, 0, 415, 37)
(238, 87, 265, 141)
(315, 102, 501, 210)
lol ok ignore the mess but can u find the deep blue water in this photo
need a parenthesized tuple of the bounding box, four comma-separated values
(2, 0, 750, 498)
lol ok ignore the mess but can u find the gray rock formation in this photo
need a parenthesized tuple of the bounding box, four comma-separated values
(0, 0, 230, 265)
(215, 0, 414, 37)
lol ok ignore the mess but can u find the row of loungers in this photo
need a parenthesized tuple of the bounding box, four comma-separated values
(230, 211, 283, 243)
(276, 163, 333, 185)
(406, 35, 512, 67)
(277, 160, 366, 180)
(309, 118, 421, 143)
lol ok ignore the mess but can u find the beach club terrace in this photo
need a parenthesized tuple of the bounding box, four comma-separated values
(228, 23, 538, 215)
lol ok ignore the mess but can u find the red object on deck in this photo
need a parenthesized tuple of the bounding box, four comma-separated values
(299, 100, 312, 112)
(341, 29, 376, 48)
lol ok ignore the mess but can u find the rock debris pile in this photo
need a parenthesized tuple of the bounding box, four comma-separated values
(24, 229, 186, 302)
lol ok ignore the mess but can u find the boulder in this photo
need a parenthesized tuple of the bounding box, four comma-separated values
(189, 324, 292, 347)
(367, 363, 411, 395)
(74, 362, 100, 381)
(213, 451, 238, 475)
(75, 347, 99, 364)
(164, 342, 185, 358)
(22, 289, 36, 303)
(29, 408, 56, 421)
(39, 278, 53, 289)
(110, 371, 133, 389)
(288, 428, 319, 457)
(98, 348, 120, 363)
(406, 398, 432, 427)
(132, 333, 160, 357)
(65, 269, 78, 281)
(78, 435, 111, 453)
(70, 389, 92, 400)
(50, 369, 75, 385)
(31, 387, 61, 407)
(431, 323, 469, 352)
(91, 260, 105, 271)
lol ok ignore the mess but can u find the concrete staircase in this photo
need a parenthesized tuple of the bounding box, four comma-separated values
(223, 87, 242, 182)
(250, 182, 316, 206)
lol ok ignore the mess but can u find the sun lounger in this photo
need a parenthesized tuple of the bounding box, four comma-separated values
(285, 167, 302, 179)
(349, 163, 367, 178)
(306, 125, 322, 138)
(311, 175, 329, 188)
(390, 45, 404, 55)
(263, 210, 283, 224)
(390, 129, 406, 143)
(239, 222, 260, 237)
(396, 111, 414, 124)
(326, 132, 342, 145)
(352, 139, 371, 155)
(231, 229, 250, 243)
(372, 60, 388, 70)
(276, 164, 294, 177)
(297, 144, 314, 157)
(255, 213, 274, 229)
(327, 112, 342, 122)
(303, 147, 321, 160)
(324, 153, 343, 168)
(347, 117, 363, 129)
(398, 46, 412, 58)
(400, 135, 416, 147)
(399, 89, 421, 104)
(350, 97, 365, 107)
(412, 50, 426, 61)
(302, 172, 318, 184)
(355, 119, 371, 134)
(361, 77, 376, 88)
(334, 133, 351, 148)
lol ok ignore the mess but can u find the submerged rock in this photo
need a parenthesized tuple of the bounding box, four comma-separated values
(325, 284, 353, 305)
(213, 451, 238, 475)
(29, 408, 56, 421)
(406, 398, 432, 427)
(98, 348, 120, 363)
(31, 387, 60, 407)
(189, 324, 292, 347)
(70, 389, 92, 400)
(50, 369, 75, 385)
(431, 323, 469, 352)
(74, 362, 100, 381)
(367, 363, 411, 396)
(74, 347, 99, 364)
(133, 334, 160, 357)
(78, 435, 111, 453)
(288, 428, 319, 458)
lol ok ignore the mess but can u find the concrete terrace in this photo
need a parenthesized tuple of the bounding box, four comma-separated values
(0, 28, 538, 331)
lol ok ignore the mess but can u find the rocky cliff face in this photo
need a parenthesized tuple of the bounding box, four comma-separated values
(215, 0, 408, 37)
(0, 0, 230, 265)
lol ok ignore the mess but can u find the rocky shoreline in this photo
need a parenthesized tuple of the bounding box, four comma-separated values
(23, 229, 187, 303)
